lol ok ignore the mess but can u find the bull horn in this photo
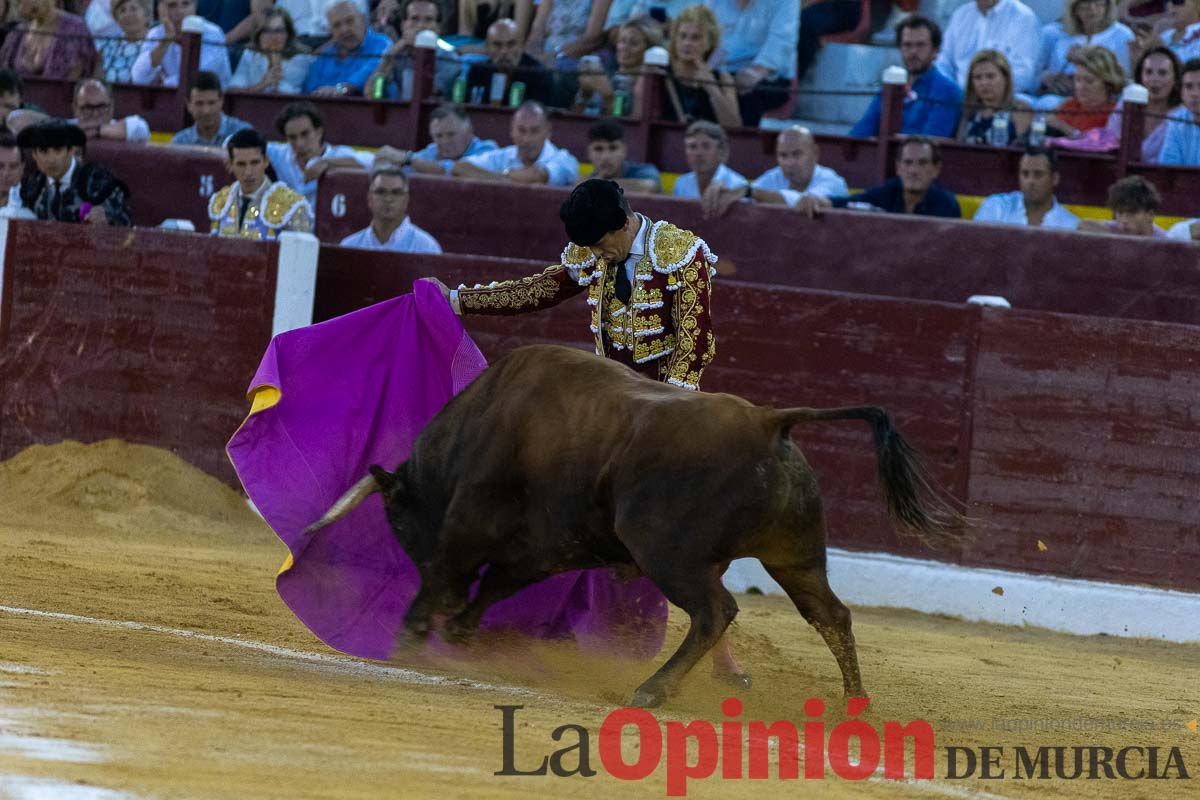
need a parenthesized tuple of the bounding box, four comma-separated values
(304, 474, 379, 533)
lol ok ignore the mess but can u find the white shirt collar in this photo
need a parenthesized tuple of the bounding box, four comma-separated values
(53, 158, 78, 190)
(239, 176, 271, 202)
(626, 213, 649, 259)
(372, 217, 411, 246)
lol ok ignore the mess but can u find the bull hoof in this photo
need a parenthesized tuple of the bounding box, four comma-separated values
(714, 670, 753, 691)
(441, 617, 476, 645)
(629, 686, 667, 708)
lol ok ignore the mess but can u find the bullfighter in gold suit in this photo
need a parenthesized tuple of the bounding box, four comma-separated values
(437, 178, 717, 390)
(209, 128, 312, 240)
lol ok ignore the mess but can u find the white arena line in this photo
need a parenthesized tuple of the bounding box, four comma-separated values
(0, 605, 534, 697)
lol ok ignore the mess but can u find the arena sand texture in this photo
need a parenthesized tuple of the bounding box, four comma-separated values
(1, 440, 1197, 799)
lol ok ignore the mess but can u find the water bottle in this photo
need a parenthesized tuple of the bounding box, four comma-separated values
(1029, 113, 1047, 147)
(612, 73, 633, 117)
(370, 73, 387, 100)
(988, 111, 1010, 146)
(0, 185, 35, 220)
(451, 75, 468, 103)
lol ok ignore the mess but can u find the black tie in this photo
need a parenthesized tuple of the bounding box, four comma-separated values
(238, 196, 252, 227)
(615, 258, 632, 304)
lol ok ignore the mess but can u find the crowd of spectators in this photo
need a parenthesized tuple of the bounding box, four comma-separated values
(2, 0, 1200, 247)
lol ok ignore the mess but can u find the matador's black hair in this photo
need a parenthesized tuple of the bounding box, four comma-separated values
(560, 178, 631, 247)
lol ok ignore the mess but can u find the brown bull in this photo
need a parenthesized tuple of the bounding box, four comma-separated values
(309, 344, 962, 707)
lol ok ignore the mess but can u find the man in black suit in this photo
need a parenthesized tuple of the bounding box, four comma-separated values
(17, 120, 131, 226)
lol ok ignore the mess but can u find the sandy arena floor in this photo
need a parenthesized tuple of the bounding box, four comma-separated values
(1, 440, 1197, 799)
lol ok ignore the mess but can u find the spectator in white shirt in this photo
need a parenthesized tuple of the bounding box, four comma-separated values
(672, 119, 747, 199)
(937, 0, 1042, 94)
(973, 147, 1080, 230)
(340, 168, 443, 253)
(278, 0, 368, 39)
(71, 78, 150, 144)
(131, 0, 232, 87)
(451, 100, 580, 186)
(1037, 0, 1135, 98)
(266, 101, 373, 209)
(700, 125, 849, 217)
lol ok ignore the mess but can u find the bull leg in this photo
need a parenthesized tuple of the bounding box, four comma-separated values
(398, 565, 472, 649)
(442, 567, 544, 643)
(761, 563, 865, 697)
(710, 633, 752, 689)
(629, 567, 738, 708)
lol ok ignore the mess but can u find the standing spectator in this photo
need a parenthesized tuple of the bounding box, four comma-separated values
(936, 0, 1042, 94)
(302, 0, 390, 95)
(585, 119, 660, 193)
(850, 16, 963, 138)
(16, 119, 131, 225)
(705, 0, 799, 126)
(973, 147, 1080, 229)
(1102, 45, 1180, 161)
(229, 8, 315, 93)
(0, 130, 23, 197)
(672, 119, 746, 198)
(662, 4, 740, 128)
(1079, 174, 1166, 235)
(813, 137, 961, 218)
(170, 70, 251, 146)
(1045, 45, 1125, 137)
(277, 0, 367, 42)
(363, 0, 459, 100)
(376, 103, 498, 174)
(71, 78, 150, 142)
(957, 50, 1032, 144)
(99, 0, 149, 83)
(573, 15, 661, 116)
(131, 0, 232, 87)
(1039, 0, 1135, 99)
(798, 0, 861, 82)
(340, 168, 443, 252)
(465, 18, 560, 106)
(524, 0, 612, 64)
(209, 126, 313, 238)
(451, 99, 579, 185)
(0, 0, 97, 80)
(1160, 56, 1200, 162)
(267, 101, 372, 207)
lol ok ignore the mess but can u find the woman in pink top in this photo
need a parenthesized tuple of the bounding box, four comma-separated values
(0, 0, 97, 80)
(1103, 45, 1182, 161)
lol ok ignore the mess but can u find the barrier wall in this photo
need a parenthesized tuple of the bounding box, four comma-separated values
(0, 221, 278, 482)
(320, 175, 1200, 324)
(85, 141, 228, 231)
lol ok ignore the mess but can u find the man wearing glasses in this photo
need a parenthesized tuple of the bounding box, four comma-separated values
(803, 137, 962, 218)
(339, 168, 442, 253)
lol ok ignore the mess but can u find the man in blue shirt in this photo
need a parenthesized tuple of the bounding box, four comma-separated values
(1160, 58, 1200, 166)
(806, 137, 961, 218)
(303, 0, 391, 96)
(706, 0, 800, 126)
(850, 15, 962, 139)
(585, 120, 661, 194)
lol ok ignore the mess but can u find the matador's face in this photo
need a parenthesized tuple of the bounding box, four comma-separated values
(588, 214, 638, 264)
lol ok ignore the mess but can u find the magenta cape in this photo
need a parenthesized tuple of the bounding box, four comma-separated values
(226, 281, 667, 661)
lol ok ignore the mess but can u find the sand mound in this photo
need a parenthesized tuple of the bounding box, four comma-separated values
(0, 439, 269, 539)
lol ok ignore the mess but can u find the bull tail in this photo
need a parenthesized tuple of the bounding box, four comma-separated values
(775, 406, 968, 546)
(304, 474, 380, 534)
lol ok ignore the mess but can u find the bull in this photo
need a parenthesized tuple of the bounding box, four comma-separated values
(308, 344, 962, 707)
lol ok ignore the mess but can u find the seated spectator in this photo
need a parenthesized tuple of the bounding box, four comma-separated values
(1100, 45, 1180, 161)
(573, 15, 661, 116)
(524, 0, 610, 65)
(170, 71, 252, 147)
(303, 0, 391, 95)
(797, 0, 862, 83)
(458, 0, 517, 40)
(376, 103, 498, 174)
(1, 0, 18, 48)
(0, 0, 97, 80)
(813, 137, 961, 218)
(671, 119, 746, 198)
(850, 16, 963, 139)
(99, 0, 149, 83)
(937, 0, 1042, 94)
(209, 126, 313, 238)
(0, 130, 23, 198)
(84, 0, 120, 39)
(364, 0, 460, 100)
(662, 4, 740, 128)
(16, 119, 131, 225)
(465, 18, 561, 107)
(340, 167, 443, 252)
(1079, 174, 1166, 235)
(1038, 0, 1135, 102)
(451, 100, 579, 185)
(973, 147, 1080, 229)
(1045, 45, 1125, 137)
(278, 0, 367, 42)
(267, 101, 373, 207)
(210, 0, 278, 46)
(0, 68, 31, 127)
(958, 50, 1032, 145)
(1167, 216, 1200, 240)
(1160, 56, 1200, 162)
(229, 8, 316, 93)
(132, 0, 231, 87)
(585, 119, 659, 193)
(706, 0, 798, 126)
(1155, 0, 1200, 64)
(72, 78, 150, 143)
